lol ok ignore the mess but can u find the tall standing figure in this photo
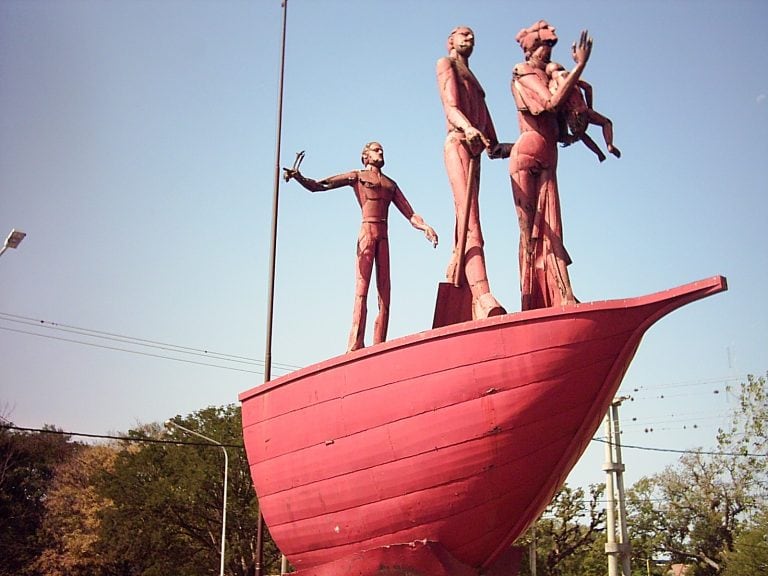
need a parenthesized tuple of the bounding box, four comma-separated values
(509, 20, 592, 310)
(437, 26, 511, 321)
(284, 142, 438, 352)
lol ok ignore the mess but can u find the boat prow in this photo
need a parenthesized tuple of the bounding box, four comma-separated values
(240, 276, 726, 575)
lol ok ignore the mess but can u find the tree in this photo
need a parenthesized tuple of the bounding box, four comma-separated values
(626, 373, 768, 576)
(0, 425, 79, 576)
(29, 444, 117, 576)
(517, 483, 606, 576)
(94, 404, 280, 576)
(720, 507, 768, 576)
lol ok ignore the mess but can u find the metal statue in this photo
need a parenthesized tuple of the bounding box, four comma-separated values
(284, 142, 438, 352)
(435, 26, 511, 324)
(509, 20, 591, 310)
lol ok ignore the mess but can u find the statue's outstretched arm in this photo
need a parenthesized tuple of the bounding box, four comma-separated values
(284, 169, 356, 192)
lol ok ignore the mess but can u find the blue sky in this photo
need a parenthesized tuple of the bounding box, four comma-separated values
(1, 0, 766, 490)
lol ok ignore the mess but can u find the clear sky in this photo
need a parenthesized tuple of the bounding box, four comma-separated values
(1, 0, 766, 490)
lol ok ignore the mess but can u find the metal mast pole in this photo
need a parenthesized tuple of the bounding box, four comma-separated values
(257, 2, 289, 575)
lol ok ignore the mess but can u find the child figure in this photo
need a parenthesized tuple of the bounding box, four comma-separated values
(546, 60, 621, 162)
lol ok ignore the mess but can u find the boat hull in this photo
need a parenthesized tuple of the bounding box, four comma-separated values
(240, 276, 726, 573)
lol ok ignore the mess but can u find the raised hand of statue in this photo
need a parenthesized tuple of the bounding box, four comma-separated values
(283, 150, 306, 182)
(571, 30, 593, 68)
(282, 167, 299, 182)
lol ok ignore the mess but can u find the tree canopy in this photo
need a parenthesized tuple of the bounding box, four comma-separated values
(1, 405, 280, 576)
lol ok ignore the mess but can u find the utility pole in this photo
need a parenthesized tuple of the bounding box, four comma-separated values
(603, 397, 632, 576)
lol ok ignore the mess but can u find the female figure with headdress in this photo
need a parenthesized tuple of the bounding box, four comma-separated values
(509, 20, 592, 310)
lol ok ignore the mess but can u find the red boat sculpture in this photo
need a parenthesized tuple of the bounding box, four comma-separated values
(240, 276, 726, 575)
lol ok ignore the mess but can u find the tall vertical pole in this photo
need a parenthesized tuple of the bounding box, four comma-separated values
(603, 398, 632, 576)
(603, 414, 619, 576)
(165, 421, 228, 576)
(264, 5, 288, 383)
(257, 2, 289, 575)
(611, 401, 632, 576)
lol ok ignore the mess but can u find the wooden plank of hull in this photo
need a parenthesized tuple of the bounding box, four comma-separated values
(240, 276, 727, 572)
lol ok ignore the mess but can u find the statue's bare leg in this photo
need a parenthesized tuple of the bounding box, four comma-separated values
(445, 140, 504, 319)
(587, 110, 620, 158)
(580, 133, 607, 162)
(348, 232, 375, 352)
(511, 170, 537, 309)
(373, 238, 391, 345)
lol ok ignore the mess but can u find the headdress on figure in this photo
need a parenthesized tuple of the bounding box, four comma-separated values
(515, 20, 558, 58)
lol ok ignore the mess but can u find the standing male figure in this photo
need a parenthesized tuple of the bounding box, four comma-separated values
(284, 142, 438, 352)
(437, 26, 511, 321)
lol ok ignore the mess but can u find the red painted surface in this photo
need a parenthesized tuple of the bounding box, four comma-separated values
(240, 276, 726, 575)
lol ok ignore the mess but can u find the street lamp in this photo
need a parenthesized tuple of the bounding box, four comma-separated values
(0, 229, 26, 258)
(165, 419, 228, 576)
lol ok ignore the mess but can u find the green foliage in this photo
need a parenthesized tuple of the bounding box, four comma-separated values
(721, 507, 768, 576)
(95, 405, 281, 576)
(0, 425, 78, 576)
(2, 405, 279, 576)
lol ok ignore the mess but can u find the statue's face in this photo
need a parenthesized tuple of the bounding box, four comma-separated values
(450, 27, 475, 58)
(531, 41, 554, 66)
(363, 143, 384, 167)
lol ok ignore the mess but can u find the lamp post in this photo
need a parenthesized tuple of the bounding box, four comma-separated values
(0, 229, 26, 258)
(166, 420, 228, 576)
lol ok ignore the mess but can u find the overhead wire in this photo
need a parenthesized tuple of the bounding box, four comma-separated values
(0, 311, 302, 375)
(1, 424, 244, 449)
(5, 424, 764, 459)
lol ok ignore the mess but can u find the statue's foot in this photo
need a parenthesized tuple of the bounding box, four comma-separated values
(347, 341, 365, 353)
(473, 293, 506, 319)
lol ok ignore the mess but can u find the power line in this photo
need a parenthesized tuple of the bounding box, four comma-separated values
(625, 375, 745, 391)
(0, 311, 302, 374)
(5, 423, 764, 459)
(591, 437, 767, 458)
(0, 325, 265, 374)
(1, 424, 244, 449)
